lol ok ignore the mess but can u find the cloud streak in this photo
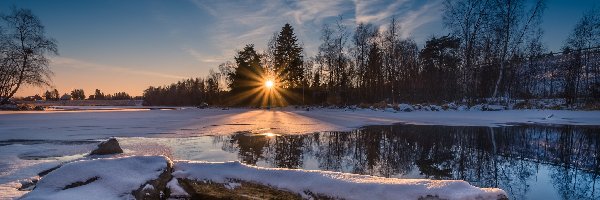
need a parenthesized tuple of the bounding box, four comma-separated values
(181, 0, 444, 61)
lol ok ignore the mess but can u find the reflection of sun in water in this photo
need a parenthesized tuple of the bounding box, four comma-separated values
(262, 132, 278, 137)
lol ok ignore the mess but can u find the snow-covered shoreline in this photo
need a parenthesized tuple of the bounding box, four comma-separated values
(174, 160, 507, 200)
(19, 155, 507, 200)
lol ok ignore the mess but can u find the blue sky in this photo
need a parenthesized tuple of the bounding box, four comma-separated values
(2, 0, 597, 96)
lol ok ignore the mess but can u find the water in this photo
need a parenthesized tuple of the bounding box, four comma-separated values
(147, 124, 600, 200)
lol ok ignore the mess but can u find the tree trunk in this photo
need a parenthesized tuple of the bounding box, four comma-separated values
(1, 54, 27, 105)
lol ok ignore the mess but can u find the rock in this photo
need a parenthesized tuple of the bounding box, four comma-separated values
(90, 138, 123, 155)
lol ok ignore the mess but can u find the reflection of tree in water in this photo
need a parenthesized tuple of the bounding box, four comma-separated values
(220, 125, 600, 199)
(269, 135, 305, 168)
(219, 132, 271, 165)
(548, 126, 600, 200)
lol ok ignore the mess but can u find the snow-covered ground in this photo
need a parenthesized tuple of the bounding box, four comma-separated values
(1, 107, 599, 141)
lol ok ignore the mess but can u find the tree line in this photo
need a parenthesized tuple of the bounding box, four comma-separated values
(142, 71, 222, 106)
(145, 0, 599, 106)
(41, 88, 137, 101)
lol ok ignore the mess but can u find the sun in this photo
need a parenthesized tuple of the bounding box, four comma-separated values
(265, 80, 274, 88)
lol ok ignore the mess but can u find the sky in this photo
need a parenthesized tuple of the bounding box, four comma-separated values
(2, 0, 597, 97)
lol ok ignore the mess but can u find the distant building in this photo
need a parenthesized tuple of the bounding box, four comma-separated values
(60, 94, 72, 101)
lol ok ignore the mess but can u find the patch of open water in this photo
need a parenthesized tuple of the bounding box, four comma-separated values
(122, 124, 600, 200)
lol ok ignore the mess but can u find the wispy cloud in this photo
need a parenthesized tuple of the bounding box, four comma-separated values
(354, 0, 409, 24)
(183, 47, 228, 63)
(52, 57, 188, 80)
(285, 0, 353, 25)
(396, 0, 444, 38)
(185, 0, 443, 58)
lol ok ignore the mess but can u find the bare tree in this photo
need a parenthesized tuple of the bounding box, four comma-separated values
(443, 0, 492, 99)
(563, 7, 600, 102)
(490, 0, 546, 99)
(443, 0, 545, 100)
(0, 8, 58, 104)
(316, 17, 351, 104)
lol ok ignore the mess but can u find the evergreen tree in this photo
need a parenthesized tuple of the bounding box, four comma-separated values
(274, 23, 304, 88)
(419, 36, 461, 101)
(228, 44, 264, 106)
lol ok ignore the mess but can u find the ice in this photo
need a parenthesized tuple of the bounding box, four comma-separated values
(1, 108, 599, 141)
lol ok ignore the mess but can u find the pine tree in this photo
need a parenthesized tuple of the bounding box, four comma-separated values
(274, 23, 304, 88)
(228, 44, 264, 105)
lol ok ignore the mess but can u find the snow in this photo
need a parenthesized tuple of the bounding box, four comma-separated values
(0, 141, 96, 199)
(224, 182, 241, 190)
(397, 103, 414, 112)
(173, 160, 506, 200)
(166, 179, 188, 198)
(1, 108, 599, 141)
(21, 156, 170, 200)
(142, 183, 154, 191)
(11, 155, 506, 199)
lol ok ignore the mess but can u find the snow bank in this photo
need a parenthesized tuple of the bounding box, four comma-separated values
(173, 161, 507, 200)
(21, 156, 170, 200)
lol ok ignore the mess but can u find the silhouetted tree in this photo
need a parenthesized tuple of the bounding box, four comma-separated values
(419, 36, 461, 101)
(562, 7, 600, 103)
(70, 89, 85, 100)
(227, 44, 264, 106)
(274, 23, 304, 88)
(91, 89, 105, 100)
(0, 8, 58, 104)
(111, 92, 132, 100)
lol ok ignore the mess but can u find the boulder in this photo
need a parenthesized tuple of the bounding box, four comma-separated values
(90, 138, 123, 155)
